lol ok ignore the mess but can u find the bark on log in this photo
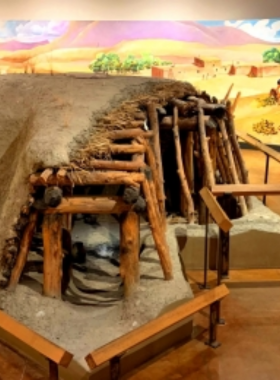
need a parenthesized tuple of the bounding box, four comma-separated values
(119, 211, 140, 297)
(217, 132, 233, 183)
(160, 115, 209, 130)
(147, 103, 166, 221)
(225, 101, 252, 210)
(187, 96, 226, 118)
(173, 106, 195, 223)
(107, 129, 153, 141)
(110, 144, 146, 155)
(218, 119, 248, 215)
(142, 139, 165, 226)
(44, 196, 133, 214)
(87, 159, 146, 172)
(30, 171, 145, 187)
(142, 174, 173, 280)
(197, 107, 215, 188)
(206, 122, 218, 174)
(183, 131, 194, 193)
(42, 214, 63, 298)
(216, 149, 228, 184)
(8, 211, 38, 290)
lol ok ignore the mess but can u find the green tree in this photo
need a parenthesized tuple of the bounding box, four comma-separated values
(263, 48, 280, 64)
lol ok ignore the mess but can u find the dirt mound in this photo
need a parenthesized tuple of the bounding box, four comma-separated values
(0, 74, 194, 279)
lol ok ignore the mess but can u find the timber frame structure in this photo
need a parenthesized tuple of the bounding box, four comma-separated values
(2, 80, 257, 299)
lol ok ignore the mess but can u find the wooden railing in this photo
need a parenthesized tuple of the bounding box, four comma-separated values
(0, 310, 73, 380)
(84, 284, 229, 379)
(211, 184, 280, 196)
(199, 187, 233, 286)
(237, 130, 280, 204)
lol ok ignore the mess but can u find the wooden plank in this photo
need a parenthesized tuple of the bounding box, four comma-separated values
(199, 187, 233, 233)
(0, 310, 73, 367)
(85, 284, 229, 370)
(237, 130, 280, 163)
(212, 184, 280, 196)
(44, 196, 133, 214)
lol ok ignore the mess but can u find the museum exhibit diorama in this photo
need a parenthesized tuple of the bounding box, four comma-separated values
(0, 17, 280, 380)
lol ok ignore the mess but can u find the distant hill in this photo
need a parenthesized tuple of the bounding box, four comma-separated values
(66, 20, 271, 49)
(0, 40, 48, 51)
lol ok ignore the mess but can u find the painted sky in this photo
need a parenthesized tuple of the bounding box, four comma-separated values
(0, 19, 280, 44)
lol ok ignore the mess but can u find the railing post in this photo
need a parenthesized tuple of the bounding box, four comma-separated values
(263, 153, 270, 205)
(205, 301, 221, 348)
(199, 205, 210, 290)
(218, 194, 231, 280)
(110, 355, 122, 380)
(49, 360, 59, 380)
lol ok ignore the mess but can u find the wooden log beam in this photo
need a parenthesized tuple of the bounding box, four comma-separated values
(171, 97, 226, 119)
(30, 171, 145, 187)
(147, 103, 166, 221)
(199, 187, 233, 233)
(87, 159, 146, 172)
(218, 119, 247, 215)
(8, 211, 38, 291)
(142, 170, 173, 281)
(44, 196, 133, 214)
(160, 115, 209, 130)
(173, 106, 195, 223)
(107, 128, 153, 141)
(39, 168, 53, 185)
(212, 184, 280, 196)
(119, 211, 140, 297)
(42, 214, 63, 298)
(110, 144, 146, 155)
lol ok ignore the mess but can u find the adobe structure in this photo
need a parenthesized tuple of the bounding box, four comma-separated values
(0, 74, 250, 300)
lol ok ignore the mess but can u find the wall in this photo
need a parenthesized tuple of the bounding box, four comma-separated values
(0, 0, 280, 20)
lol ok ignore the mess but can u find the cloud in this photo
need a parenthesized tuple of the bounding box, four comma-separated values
(15, 21, 69, 42)
(224, 19, 280, 42)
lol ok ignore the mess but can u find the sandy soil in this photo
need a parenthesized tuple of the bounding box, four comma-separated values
(0, 74, 172, 275)
(0, 217, 193, 369)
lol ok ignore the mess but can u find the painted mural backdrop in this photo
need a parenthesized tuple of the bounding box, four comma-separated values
(0, 20, 280, 144)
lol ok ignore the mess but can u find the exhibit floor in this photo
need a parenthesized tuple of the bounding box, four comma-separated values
(1, 272, 279, 380)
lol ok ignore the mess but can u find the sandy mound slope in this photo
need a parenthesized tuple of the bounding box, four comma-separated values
(0, 74, 176, 275)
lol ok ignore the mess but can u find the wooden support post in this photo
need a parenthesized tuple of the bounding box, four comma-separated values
(217, 133, 232, 183)
(42, 214, 63, 298)
(223, 83, 234, 102)
(225, 101, 253, 210)
(142, 170, 173, 280)
(8, 211, 38, 290)
(173, 106, 195, 223)
(197, 107, 215, 188)
(184, 131, 194, 193)
(147, 103, 166, 222)
(144, 139, 165, 227)
(119, 211, 140, 297)
(216, 149, 228, 184)
(62, 187, 73, 231)
(231, 91, 241, 114)
(218, 120, 247, 216)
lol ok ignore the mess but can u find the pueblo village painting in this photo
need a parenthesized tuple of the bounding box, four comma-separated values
(1, 19, 280, 145)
